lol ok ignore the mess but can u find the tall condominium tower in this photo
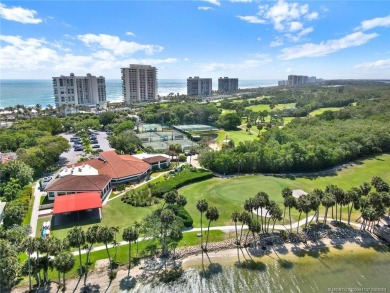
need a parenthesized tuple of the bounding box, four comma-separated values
(52, 73, 106, 110)
(187, 77, 212, 97)
(121, 64, 158, 103)
(218, 77, 239, 93)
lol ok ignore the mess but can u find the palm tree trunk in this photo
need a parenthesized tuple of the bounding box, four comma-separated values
(335, 203, 338, 222)
(260, 208, 263, 232)
(200, 212, 203, 248)
(305, 212, 308, 230)
(84, 244, 93, 286)
(234, 222, 238, 245)
(323, 207, 329, 227)
(105, 243, 112, 272)
(239, 223, 244, 245)
(272, 219, 276, 233)
(339, 205, 342, 222)
(244, 229, 250, 246)
(63, 273, 66, 290)
(347, 205, 352, 225)
(297, 212, 302, 233)
(289, 207, 292, 232)
(283, 206, 286, 224)
(205, 220, 212, 250)
(78, 247, 83, 275)
(128, 242, 131, 277)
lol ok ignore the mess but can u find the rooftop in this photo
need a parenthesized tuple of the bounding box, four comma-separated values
(53, 192, 102, 215)
(45, 174, 111, 192)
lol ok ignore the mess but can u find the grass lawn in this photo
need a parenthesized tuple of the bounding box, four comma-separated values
(22, 185, 35, 226)
(309, 107, 341, 116)
(217, 129, 258, 147)
(246, 103, 296, 112)
(180, 154, 390, 228)
(38, 196, 160, 239)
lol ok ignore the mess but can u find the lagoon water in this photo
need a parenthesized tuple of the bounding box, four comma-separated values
(0, 79, 278, 108)
(128, 247, 390, 293)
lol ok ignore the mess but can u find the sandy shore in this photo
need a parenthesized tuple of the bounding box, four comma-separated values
(13, 234, 388, 293)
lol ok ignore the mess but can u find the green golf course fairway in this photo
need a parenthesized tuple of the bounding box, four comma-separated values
(180, 154, 390, 227)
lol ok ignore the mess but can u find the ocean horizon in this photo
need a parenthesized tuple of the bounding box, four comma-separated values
(0, 79, 278, 108)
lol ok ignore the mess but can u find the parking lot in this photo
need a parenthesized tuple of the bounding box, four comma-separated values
(59, 131, 114, 165)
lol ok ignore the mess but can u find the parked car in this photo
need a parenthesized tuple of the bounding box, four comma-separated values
(43, 176, 52, 182)
(92, 144, 100, 148)
(74, 147, 84, 151)
(91, 140, 98, 144)
(70, 137, 81, 142)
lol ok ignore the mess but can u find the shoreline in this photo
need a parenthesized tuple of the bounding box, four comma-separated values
(13, 232, 389, 293)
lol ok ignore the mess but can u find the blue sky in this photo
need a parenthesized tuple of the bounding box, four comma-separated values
(0, 0, 389, 80)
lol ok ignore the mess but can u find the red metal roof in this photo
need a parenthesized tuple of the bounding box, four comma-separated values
(71, 151, 151, 180)
(53, 192, 102, 215)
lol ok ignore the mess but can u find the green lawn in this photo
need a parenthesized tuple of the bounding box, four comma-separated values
(37, 197, 160, 239)
(217, 129, 258, 147)
(309, 107, 341, 116)
(246, 103, 296, 112)
(180, 154, 390, 227)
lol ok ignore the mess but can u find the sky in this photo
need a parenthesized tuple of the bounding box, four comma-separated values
(0, 0, 389, 80)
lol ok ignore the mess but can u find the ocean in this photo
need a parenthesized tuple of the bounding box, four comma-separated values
(0, 79, 278, 108)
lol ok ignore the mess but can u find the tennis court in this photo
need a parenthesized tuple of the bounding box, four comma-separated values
(173, 124, 218, 132)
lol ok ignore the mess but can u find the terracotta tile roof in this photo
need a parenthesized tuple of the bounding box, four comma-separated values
(142, 155, 169, 164)
(72, 151, 151, 179)
(53, 192, 102, 214)
(45, 174, 111, 192)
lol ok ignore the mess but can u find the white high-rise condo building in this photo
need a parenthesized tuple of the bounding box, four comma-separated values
(187, 77, 212, 97)
(121, 64, 158, 103)
(218, 77, 238, 93)
(52, 73, 106, 111)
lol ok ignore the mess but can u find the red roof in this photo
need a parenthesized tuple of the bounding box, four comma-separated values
(46, 174, 111, 192)
(71, 151, 151, 179)
(53, 192, 102, 215)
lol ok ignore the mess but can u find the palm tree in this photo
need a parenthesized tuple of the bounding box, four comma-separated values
(281, 188, 293, 224)
(96, 226, 115, 274)
(231, 211, 240, 245)
(238, 211, 251, 246)
(256, 192, 269, 232)
(46, 237, 67, 285)
(270, 204, 283, 233)
(160, 209, 176, 257)
(321, 193, 336, 226)
(204, 207, 219, 251)
(84, 225, 99, 286)
(122, 227, 139, 277)
(312, 189, 325, 223)
(346, 188, 361, 225)
(133, 221, 141, 257)
(284, 196, 296, 232)
(308, 193, 320, 226)
(53, 251, 75, 290)
(244, 198, 255, 220)
(196, 199, 208, 249)
(20, 237, 37, 292)
(248, 220, 261, 248)
(66, 226, 86, 275)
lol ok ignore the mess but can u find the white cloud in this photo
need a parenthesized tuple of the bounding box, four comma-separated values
(125, 32, 136, 37)
(279, 31, 378, 60)
(0, 3, 42, 24)
(306, 12, 319, 21)
(289, 21, 303, 32)
(269, 38, 284, 47)
(357, 15, 390, 31)
(184, 58, 190, 62)
(237, 15, 265, 24)
(0, 35, 57, 70)
(198, 6, 213, 11)
(0, 34, 177, 78)
(77, 34, 163, 56)
(286, 67, 293, 73)
(257, 37, 262, 41)
(253, 0, 318, 31)
(285, 26, 313, 42)
(201, 0, 221, 7)
(355, 59, 390, 69)
(199, 54, 271, 72)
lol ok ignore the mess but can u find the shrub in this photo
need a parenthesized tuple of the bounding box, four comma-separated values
(151, 169, 213, 197)
(121, 188, 157, 207)
(174, 206, 193, 228)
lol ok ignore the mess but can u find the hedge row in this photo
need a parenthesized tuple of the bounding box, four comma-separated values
(3, 185, 32, 228)
(151, 169, 214, 197)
